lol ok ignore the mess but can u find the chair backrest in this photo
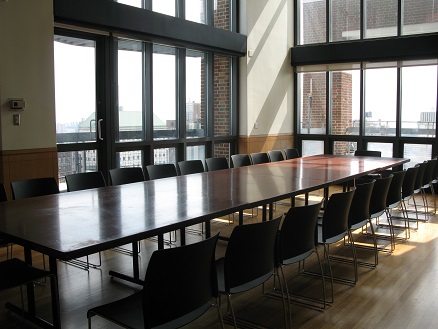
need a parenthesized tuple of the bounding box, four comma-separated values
(354, 150, 382, 157)
(369, 175, 393, 218)
(284, 148, 300, 160)
(231, 154, 251, 168)
(65, 172, 106, 192)
(348, 180, 375, 229)
(204, 157, 229, 172)
(277, 201, 323, 266)
(177, 160, 205, 176)
(146, 163, 177, 180)
(222, 216, 281, 293)
(433, 156, 438, 182)
(0, 183, 7, 202)
(250, 152, 270, 165)
(402, 166, 418, 200)
(321, 189, 355, 243)
(109, 167, 145, 186)
(267, 150, 284, 162)
(413, 162, 427, 192)
(386, 170, 406, 208)
(143, 233, 219, 328)
(11, 177, 59, 200)
(422, 158, 437, 187)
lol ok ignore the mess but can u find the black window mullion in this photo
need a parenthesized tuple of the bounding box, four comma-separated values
(206, 53, 214, 138)
(144, 42, 153, 166)
(177, 48, 186, 160)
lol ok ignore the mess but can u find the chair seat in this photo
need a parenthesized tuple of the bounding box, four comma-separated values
(317, 224, 348, 245)
(0, 258, 51, 292)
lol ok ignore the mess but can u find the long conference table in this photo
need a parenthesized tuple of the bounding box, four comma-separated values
(0, 154, 409, 328)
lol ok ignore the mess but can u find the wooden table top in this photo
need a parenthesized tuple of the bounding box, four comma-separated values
(0, 155, 408, 260)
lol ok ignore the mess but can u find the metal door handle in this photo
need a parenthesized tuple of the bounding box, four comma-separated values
(98, 119, 103, 140)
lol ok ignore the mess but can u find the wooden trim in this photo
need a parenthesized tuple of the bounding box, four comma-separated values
(238, 134, 295, 155)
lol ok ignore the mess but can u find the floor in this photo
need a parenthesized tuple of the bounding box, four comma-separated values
(1, 188, 437, 329)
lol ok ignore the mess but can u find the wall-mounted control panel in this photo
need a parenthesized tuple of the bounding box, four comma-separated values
(9, 98, 25, 111)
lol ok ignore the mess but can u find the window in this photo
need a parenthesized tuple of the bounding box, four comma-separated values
(186, 0, 206, 24)
(186, 50, 206, 138)
(214, 54, 232, 137)
(402, 0, 438, 36)
(302, 140, 324, 156)
(298, 72, 326, 134)
(364, 0, 398, 39)
(403, 144, 432, 168)
(298, 0, 326, 45)
(330, 0, 360, 42)
(152, 0, 175, 16)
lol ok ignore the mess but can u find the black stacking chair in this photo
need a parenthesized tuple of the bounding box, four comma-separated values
(284, 148, 300, 160)
(177, 160, 205, 175)
(87, 234, 223, 329)
(431, 156, 438, 211)
(267, 150, 285, 162)
(354, 150, 382, 157)
(0, 183, 7, 202)
(109, 167, 145, 186)
(11, 177, 59, 200)
(400, 166, 419, 234)
(411, 162, 427, 221)
(65, 171, 106, 192)
(216, 216, 287, 328)
(146, 163, 178, 180)
(205, 157, 229, 172)
(230, 154, 251, 168)
(275, 201, 326, 314)
(0, 258, 58, 327)
(420, 158, 437, 217)
(0, 183, 10, 258)
(64, 172, 106, 269)
(250, 152, 270, 165)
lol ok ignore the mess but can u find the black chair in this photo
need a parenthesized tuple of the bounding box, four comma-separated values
(205, 157, 229, 172)
(400, 166, 419, 234)
(11, 177, 59, 200)
(267, 150, 285, 162)
(216, 216, 287, 328)
(0, 182, 7, 202)
(177, 160, 205, 175)
(250, 152, 270, 165)
(354, 150, 382, 157)
(65, 171, 106, 192)
(284, 148, 300, 160)
(87, 234, 223, 329)
(431, 156, 438, 212)
(275, 201, 326, 313)
(0, 258, 58, 327)
(420, 158, 437, 217)
(230, 154, 251, 168)
(109, 167, 145, 186)
(0, 183, 10, 258)
(145, 163, 178, 180)
(64, 172, 106, 269)
(411, 162, 427, 221)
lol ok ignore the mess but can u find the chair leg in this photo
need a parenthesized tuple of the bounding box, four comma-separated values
(213, 297, 225, 329)
(226, 294, 238, 329)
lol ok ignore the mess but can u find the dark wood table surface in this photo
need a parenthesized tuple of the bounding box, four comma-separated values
(0, 154, 408, 328)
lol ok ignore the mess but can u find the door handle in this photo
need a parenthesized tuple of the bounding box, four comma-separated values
(98, 119, 103, 141)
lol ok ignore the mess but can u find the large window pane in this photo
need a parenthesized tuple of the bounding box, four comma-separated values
(153, 45, 177, 140)
(152, 0, 175, 16)
(364, 0, 398, 39)
(114, 0, 142, 8)
(186, 50, 206, 138)
(403, 144, 432, 168)
(401, 65, 437, 137)
(54, 36, 96, 144)
(330, 0, 361, 41)
(298, 0, 326, 45)
(214, 143, 231, 161)
(153, 147, 176, 164)
(116, 151, 143, 168)
(214, 55, 231, 137)
(330, 70, 360, 135)
(302, 140, 324, 156)
(58, 150, 98, 191)
(186, 0, 206, 24)
(367, 142, 393, 157)
(186, 145, 206, 161)
(334, 141, 357, 155)
(214, 0, 230, 30)
(402, 0, 438, 35)
(364, 68, 397, 136)
(298, 72, 326, 134)
(117, 39, 144, 142)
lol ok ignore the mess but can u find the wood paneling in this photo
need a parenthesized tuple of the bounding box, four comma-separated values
(238, 133, 294, 154)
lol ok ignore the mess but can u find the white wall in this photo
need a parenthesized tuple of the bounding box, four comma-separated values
(239, 0, 294, 136)
(0, 0, 56, 150)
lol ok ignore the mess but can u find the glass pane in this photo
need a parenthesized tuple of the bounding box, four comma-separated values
(214, 143, 230, 161)
(334, 141, 357, 155)
(186, 0, 206, 24)
(298, 72, 326, 134)
(116, 151, 143, 168)
(302, 140, 324, 156)
(152, 0, 175, 16)
(401, 65, 437, 137)
(54, 36, 96, 144)
(58, 150, 98, 191)
(186, 145, 206, 161)
(298, 0, 326, 45)
(214, 0, 230, 30)
(402, 0, 438, 35)
(115, 0, 142, 8)
(214, 55, 231, 137)
(186, 50, 206, 138)
(153, 147, 176, 164)
(153, 45, 177, 140)
(364, 68, 397, 136)
(117, 39, 144, 142)
(403, 144, 432, 169)
(330, 70, 360, 135)
(330, 0, 361, 41)
(364, 0, 398, 39)
(367, 142, 393, 157)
